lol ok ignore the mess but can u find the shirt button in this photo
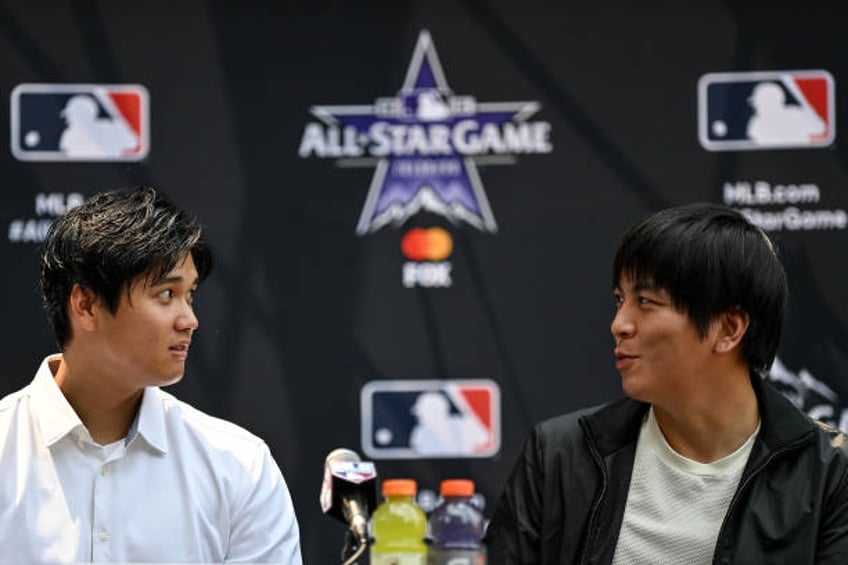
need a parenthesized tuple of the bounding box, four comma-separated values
(100, 465, 109, 476)
(99, 530, 110, 542)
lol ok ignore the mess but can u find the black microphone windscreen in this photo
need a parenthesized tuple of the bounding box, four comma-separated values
(320, 447, 378, 523)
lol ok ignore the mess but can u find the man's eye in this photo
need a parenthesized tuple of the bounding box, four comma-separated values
(158, 289, 173, 300)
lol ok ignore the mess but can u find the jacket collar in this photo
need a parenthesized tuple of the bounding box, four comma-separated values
(750, 371, 817, 450)
(582, 372, 816, 458)
(581, 397, 648, 457)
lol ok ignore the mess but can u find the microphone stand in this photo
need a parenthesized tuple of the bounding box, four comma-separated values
(341, 499, 369, 564)
(341, 527, 368, 565)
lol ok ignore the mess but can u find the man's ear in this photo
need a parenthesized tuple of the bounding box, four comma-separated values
(714, 307, 750, 354)
(68, 284, 99, 332)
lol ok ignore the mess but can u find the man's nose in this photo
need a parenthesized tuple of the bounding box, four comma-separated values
(611, 307, 635, 339)
(176, 303, 199, 332)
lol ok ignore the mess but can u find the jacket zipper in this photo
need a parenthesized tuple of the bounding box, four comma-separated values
(710, 434, 814, 564)
(578, 422, 608, 565)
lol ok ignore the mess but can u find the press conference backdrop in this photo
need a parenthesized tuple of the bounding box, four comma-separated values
(2, 1, 847, 562)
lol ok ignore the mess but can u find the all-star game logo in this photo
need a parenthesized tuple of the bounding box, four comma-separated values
(298, 30, 552, 288)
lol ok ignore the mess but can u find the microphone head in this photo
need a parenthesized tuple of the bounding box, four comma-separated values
(325, 447, 361, 464)
(320, 447, 378, 523)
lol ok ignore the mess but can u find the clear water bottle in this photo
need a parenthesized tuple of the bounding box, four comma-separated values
(428, 479, 486, 565)
(370, 479, 428, 565)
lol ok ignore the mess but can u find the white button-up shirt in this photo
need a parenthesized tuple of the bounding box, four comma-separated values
(0, 355, 303, 563)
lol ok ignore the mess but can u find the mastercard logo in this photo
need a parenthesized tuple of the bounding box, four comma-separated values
(401, 227, 453, 261)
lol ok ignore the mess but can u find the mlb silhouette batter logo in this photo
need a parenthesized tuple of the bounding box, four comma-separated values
(11, 84, 149, 161)
(698, 70, 834, 151)
(361, 379, 500, 459)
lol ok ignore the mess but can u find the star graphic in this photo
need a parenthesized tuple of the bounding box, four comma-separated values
(307, 30, 542, 235)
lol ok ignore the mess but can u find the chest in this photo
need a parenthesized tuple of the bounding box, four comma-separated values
(0, 436, 229, 562)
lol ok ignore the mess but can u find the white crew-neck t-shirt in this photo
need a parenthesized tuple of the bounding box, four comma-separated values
(611, 407, 760, 565)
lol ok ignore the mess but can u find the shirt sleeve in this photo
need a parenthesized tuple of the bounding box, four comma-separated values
(484, 426, 545, 565)
(226, 442, 303, 564)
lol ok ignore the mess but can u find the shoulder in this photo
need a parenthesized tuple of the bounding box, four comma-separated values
(802, 421, 848, 509)
(762, 380, 848, 461)
(810, 419, 848, 462)
(533, 399, 637, 443)
(525, 398, 646, 463)
(536, 405, 601, 436)
(0, 385, 31, 412)
(519, 403, 610, 461)
(153, 388, 269, 465)
(0, 383, 36, 424)
(530, 410, 589, 449)
(775, 413, 848, 500)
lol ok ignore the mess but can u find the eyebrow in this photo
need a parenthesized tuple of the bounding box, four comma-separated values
(614, 278, 661, 293)
(153, 275, 199, 287)
(633, 280, 660, 292)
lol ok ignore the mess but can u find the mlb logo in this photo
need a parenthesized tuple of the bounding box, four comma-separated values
(11, 83, 149, 161)
(361, 379, 500, 459)
(698, 70, 834, 151)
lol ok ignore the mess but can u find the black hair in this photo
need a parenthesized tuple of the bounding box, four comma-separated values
(612, 203, 787, 373)
(40, 186, 213, 348)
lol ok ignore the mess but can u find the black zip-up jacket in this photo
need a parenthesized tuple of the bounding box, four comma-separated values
(485, 377, 848, 564)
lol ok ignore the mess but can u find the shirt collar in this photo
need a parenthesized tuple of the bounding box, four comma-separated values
(134, 386, 169, 454)
(31, 355, 85, 446)
(31, 354, 168, 454)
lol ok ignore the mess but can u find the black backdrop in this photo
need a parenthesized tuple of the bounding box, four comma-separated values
(2, 1, 847, 563)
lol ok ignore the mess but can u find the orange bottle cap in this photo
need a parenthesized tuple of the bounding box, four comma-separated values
(440, 479, 475, 497)
(382, 478, 418, 496)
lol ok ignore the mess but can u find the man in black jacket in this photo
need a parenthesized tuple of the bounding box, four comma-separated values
(485, 203, 848, 564)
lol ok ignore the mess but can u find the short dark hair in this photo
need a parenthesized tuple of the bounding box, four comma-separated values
(40, 186, 213, 348)
(612, 203, 787, 373)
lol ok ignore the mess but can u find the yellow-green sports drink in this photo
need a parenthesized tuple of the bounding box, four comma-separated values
(371, 479, 428, 565)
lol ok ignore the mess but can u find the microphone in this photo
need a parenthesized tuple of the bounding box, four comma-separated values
(320, 448, 377, 549)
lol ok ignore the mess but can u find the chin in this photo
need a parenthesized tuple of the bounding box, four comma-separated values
(157, 373, 185, 387)
(620, 377, 651, 404)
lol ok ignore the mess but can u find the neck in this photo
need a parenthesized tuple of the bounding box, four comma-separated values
(652, 365, 759, 463)
(53, 352, 143, 445)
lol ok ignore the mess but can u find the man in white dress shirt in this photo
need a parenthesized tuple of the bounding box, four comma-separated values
(0, 187, 302, 563)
